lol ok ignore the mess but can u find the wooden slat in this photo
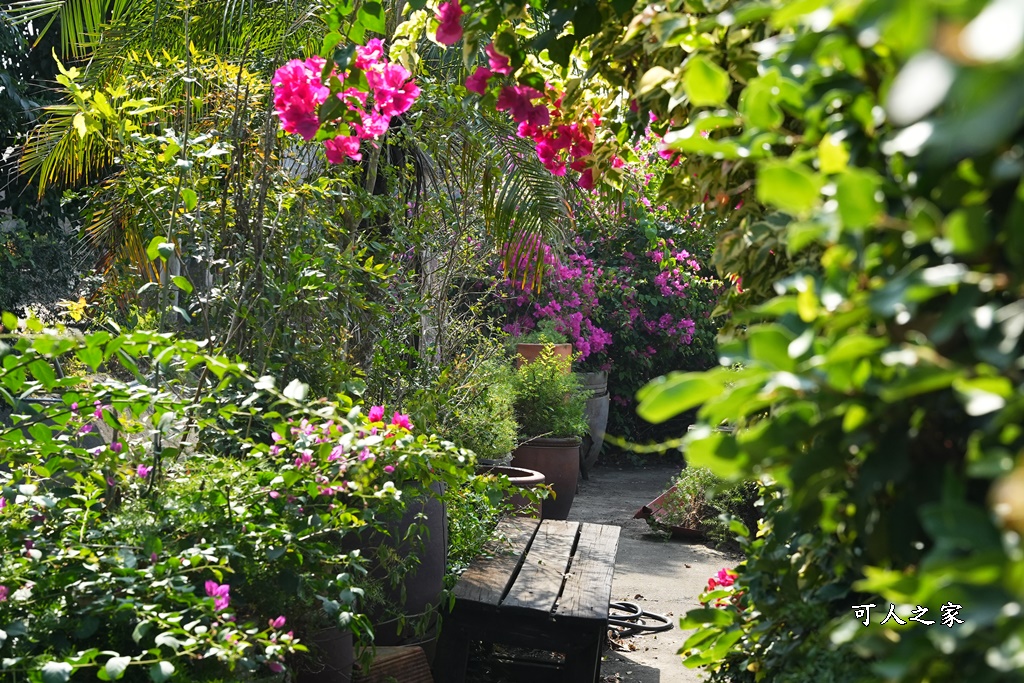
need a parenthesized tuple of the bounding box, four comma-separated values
(453, 516, 541, 606)
(554, 523, 620, 622)
(502, 520, 580, 613)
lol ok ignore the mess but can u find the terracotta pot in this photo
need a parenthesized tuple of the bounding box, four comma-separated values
(298, 628, 354, 683)
(511, 437, 581, 520)
(514, 343, 573, 370)
(476, 464, 546, 518)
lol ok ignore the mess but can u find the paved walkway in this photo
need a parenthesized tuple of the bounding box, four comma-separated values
(568, 463, 735, 683)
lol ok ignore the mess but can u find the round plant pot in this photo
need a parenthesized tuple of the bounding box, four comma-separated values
(298, 628, 354, 683)
(511, 437, 581, 520)
(515, 343, 573, 370)
(355, 481, 447, 646)
(580, 392, 610, 478)
(578, 370, 608, 397)
(476, 464, 546, 518)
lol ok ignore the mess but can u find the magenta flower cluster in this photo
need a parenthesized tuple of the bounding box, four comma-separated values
(205, 581, 231, 612)
(272, 39, 420, 163)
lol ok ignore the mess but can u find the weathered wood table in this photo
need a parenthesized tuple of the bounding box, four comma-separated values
(434, 517, 621, 682)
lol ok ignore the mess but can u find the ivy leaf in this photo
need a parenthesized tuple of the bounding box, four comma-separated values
(682, 56, 730, 107)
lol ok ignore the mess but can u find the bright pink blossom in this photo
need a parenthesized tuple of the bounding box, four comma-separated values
(495, 86, 548, 126)
(323, 136, 362, 163)
(391, 412, 413, 430)
(465, 66, 493, 95)
(270, 616, 287, 629)
(434, 0, 464, 45)
(136, 464, 151, 478)
(272, 57, 330, 141)
(355, 38, 384, 70)
(368, 405, 385, 422)
(205, 581, 231, 611)
(486, 43, 512, 74)
(0, 586, 7, 602)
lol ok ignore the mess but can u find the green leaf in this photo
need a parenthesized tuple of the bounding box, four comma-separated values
(638, 66, 673, 95)
(825, 335, 888, 364)
(149, 662, 174, 683)
(171, 276, 193, 295)
(818, 133, 850, 174)
(42, 662, 74, 683)
(747, 325, 795, 371)
(357, 1, 385, 35)
(757, 161, 822, 215)
(739, 74, 783, 129)
(945, 207, 990, 256)
(72, 112, 87, 139)
(636, 373, 722, 423)
(835, 168, 883, 230)
(2, 311, 16, 330)
(682, 56, 731, 107)
(146, 236, 164, 262)
(101, 655, 131, 680)
(680, 607, 736, 628)
(953, 376, 1011, 416)
(179, 188, 197, 211)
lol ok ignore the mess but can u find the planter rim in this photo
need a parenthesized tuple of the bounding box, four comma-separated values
(515, 342, 573, 348)
(516, 436, 582, 447)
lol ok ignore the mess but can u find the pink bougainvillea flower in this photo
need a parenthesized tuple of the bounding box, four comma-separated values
(270, 616, 287, 629)
(268, 662, 285, 674)
(485, 43, 512, 75)
(577, 168, 595, 190)
(272, 57, 330, 141)
(368, 62, 420, 117)
(367, 405, 386, 422)
(110, 441, 122, 453)
(434, 0, 464, 45)
(391, 412, 413, 430)
(70, 402, 79, 413)
(357, 110, 391, 138)
(136, 464, 152, 479)
(205, 581, 231, 611)
(383, 465, 395, 474)
(495, 86, 547, 125)
(79, 423, 93, 435)
(0, 497, 6, 510)
(465, 66, 493, 95)
(0, 585, 7, 602)
(355, 38, 385, 70)
(323, 136, 363, 164)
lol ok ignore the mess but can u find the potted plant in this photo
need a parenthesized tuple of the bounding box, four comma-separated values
(513, 320, 573, 369)
(509, 346, 589, 519)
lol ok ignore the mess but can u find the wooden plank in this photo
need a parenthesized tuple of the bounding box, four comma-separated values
(453, 516, 541, 606)
(502, 520, 580, 613)
(554, 523, 620, 622)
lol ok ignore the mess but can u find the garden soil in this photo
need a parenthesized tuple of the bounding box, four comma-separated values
(569, 463, 736, 683)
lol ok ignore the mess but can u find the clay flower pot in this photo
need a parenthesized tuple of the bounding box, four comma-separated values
(515, 343, 573, 370)
(510, 437, 581, 520)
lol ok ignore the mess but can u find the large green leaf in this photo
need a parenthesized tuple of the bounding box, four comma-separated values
(756, 161, 822, 215)
(636, 372, 723, 423)
(682, 56, 731, 107)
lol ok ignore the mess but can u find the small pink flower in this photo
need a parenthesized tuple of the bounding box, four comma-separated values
(390, 412, 413, 430)
(79, 423, 93, 435)
(323, 136, 362, 164)
(205, 580, 231, 611)
(70, 402, 79, 413)
(368, 405, 385, 422)
(486, 43, 512, 75)
(0, 585, 7, 602)
(136, 464, 152, 479)
(384, 465, 395, 474)
(268, 662, 285, 673)
(269, 490, 280, 499)
(0, 497, 6, 511)
(110, 441, 122, 453)
(150, 553, 159, 563)
(465, 66, 493, 94)
(434, 0, 464, 45)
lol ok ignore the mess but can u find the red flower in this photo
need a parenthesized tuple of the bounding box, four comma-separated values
(434, 0, 463, 45)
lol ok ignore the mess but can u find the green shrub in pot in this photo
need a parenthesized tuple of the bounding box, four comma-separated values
(511, 346, 588, 441)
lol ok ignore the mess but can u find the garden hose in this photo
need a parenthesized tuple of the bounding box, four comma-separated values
(607, 601, 673, 636)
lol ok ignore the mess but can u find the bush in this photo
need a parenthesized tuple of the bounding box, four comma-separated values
(510, 346, 588, 441)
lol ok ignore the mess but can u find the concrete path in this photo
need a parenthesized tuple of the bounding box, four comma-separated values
(568, 464, 736, 683)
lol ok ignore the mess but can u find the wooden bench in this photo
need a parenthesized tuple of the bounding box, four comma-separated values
(434, 517, 621, 682)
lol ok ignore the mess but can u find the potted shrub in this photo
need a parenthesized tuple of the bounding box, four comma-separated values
(513, 320, 573, 369)
(509, 346, 589, 519)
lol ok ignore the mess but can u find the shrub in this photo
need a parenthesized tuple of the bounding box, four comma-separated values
(651, 466, 760, 549)
(510, 346, 588, 441)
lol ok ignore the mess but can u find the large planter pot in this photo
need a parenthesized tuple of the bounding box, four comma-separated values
(476, 464, 546, 518)
(515, 343, 573, 370)
(298, 628, 354, 683)
(577, 371, 609, 478)
(357, 482, 447, 647)
(511, 437, 581, 520)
